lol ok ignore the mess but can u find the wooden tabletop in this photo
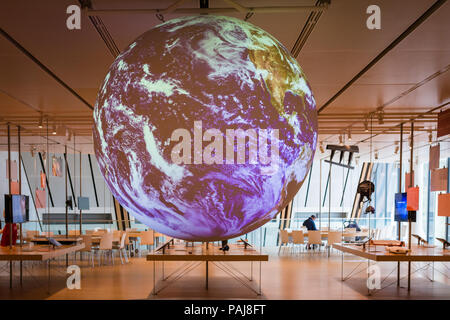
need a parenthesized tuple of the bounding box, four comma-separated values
(0, 243, 85, 261)
(288, 230, 368, 238)
(30, 236, 83, 244)
(333, 243, 450, 262)
(147, 243, 268, 262)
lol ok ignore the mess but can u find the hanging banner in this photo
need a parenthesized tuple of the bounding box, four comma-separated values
(40, 171, 46, 189)
(5, 159, 17, 180)
(437, 108, 450, 138)
(52, 156, 62, 177)
(10, 181, 20, 194)
(35, 188, 46, 209)
(431, 168, 448, 192)
(437, 193, 450, 216)
(406, 186, 419, 211)
(405, 171, 414, 189)
(429, 144, 440, 170)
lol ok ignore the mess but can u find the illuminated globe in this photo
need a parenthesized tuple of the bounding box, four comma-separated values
(93, 15, 317, 241)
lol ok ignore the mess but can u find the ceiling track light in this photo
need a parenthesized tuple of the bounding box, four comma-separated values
(428, 131, 433, 144)
(374, 150, 379, 160)
(319, 141, 324, 153)
(348, 129, 352, 141)
(394, 146, 399, 154)
(377, 109, 384, 125)
(338, 134, 343, 145)
(67, 129, 73, 142)
(364, 120, 369, 132)
(52, 124, 57, 135)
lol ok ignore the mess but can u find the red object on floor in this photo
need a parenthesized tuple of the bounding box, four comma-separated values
(1, 223, 18, 247)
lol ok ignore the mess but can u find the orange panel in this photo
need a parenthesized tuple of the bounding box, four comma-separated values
(431, 168, 448, 192)
(407, 187, 419, 211)
(438, 193, 450, 217)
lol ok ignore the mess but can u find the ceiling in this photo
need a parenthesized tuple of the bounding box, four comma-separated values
(0, 0, 449, 158)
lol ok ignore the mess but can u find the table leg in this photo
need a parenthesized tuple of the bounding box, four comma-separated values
(397, 262, 400, 286)
(407, 261, 411, 291)
(9, 260, 13, 289)
(258, 261, 262, 296)
(341, 249, 344, 281)
(152, 260, 156, 295)
(206, 261, 209, 290)
(47, 259, 51, 294)
(20, 261, 23, 286)
(250, 261, 253, 281)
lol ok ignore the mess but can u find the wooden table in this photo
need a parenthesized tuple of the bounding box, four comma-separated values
(333, 243, 450, 293)
(147, 242, 268, 295)
(0, 243, 84, 289)
(29, 236, 83, 245)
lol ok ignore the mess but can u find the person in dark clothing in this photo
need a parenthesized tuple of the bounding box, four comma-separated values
(303, 215, 318, 231)
(303, 215, 318, 250)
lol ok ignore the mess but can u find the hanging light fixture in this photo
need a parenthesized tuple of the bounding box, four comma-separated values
(338, 134, 343, 145)
(428, 131, 433, 144)
(38, 114, 43, 128)
(394, 141, 399, 154)
(319, 141, 324, 153)
(67, 129, 72, 142)
(364, 119, 369, 132)
(348, 129, 352, 141)
(52, 124, 57, 135)
(375, 150, 379, 160)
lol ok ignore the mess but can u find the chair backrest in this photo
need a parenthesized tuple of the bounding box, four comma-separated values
(308, 230, 322, 244)
(279, 230, 289, 244)
(112, 230, 121, 242)
(68, 230, 80, 236)
(26, 230, 39, 239)
(140, 230, 154, 246)
(99, 232, 113, 250)
(291, 230, 304, 244)
(80, 235, 92, 252)
(119, 232, 127, 249)
(41, 231, 54, 237)
(327, 231, 342, 246)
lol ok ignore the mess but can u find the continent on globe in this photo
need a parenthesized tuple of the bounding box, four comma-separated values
(93, 15, 318, 241)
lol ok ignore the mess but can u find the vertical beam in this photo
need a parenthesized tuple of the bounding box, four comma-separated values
(38, 152, 54, 207)
(21, 156, 43, 231)
(304, 162, 313, 206)
(407, 122, 414, 291)
(339, 168, 350, 206)
(447, 158, 449, 241)
(65, 145, 68, 237)
(88, 154, 99, 207)
(322, 170, 330, 207)
(397, 123, 403, 286)
(79, 151, 82, 234)
(63, 153, 77, 207)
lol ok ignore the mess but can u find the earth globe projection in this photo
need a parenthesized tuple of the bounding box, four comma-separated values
(93, 15, 318, 241)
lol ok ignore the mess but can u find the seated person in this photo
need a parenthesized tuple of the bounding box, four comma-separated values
(303, 215, 318, 250)
(303, 215, 318, 231)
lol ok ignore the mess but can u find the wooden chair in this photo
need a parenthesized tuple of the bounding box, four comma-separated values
(140, 230, 154, 255)
(307, 230, 322, 251)
(291, 230, 305, 254)
(327, 231, 342, 252)
(25, 230, 39, 241)
(68, 230, 80, 236)
(93, 232, 113, 266)
(40, 231, 54, 237)
(113, 232, 129, 264)
(278, 230, 291, 255)
(80, 235, 95, 267)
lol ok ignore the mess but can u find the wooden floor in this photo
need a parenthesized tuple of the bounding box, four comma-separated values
(0, 247, 449, 300)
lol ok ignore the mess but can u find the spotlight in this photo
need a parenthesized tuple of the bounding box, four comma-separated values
(375, 151, 379, 160)
(38, 115, 43, 128)
(67, 129, 72, 142)
(319, 141, 324, 153)
(364, 120, 369, 133)
(338, 135, 343, 145)
(394, 146, 399, 154)
(428, 131, 433, 143)
(348, 129, 352, 141)
(355, 156, 360, 165)
(52, 124, 57, 135)
(377, 110, 384, 125)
